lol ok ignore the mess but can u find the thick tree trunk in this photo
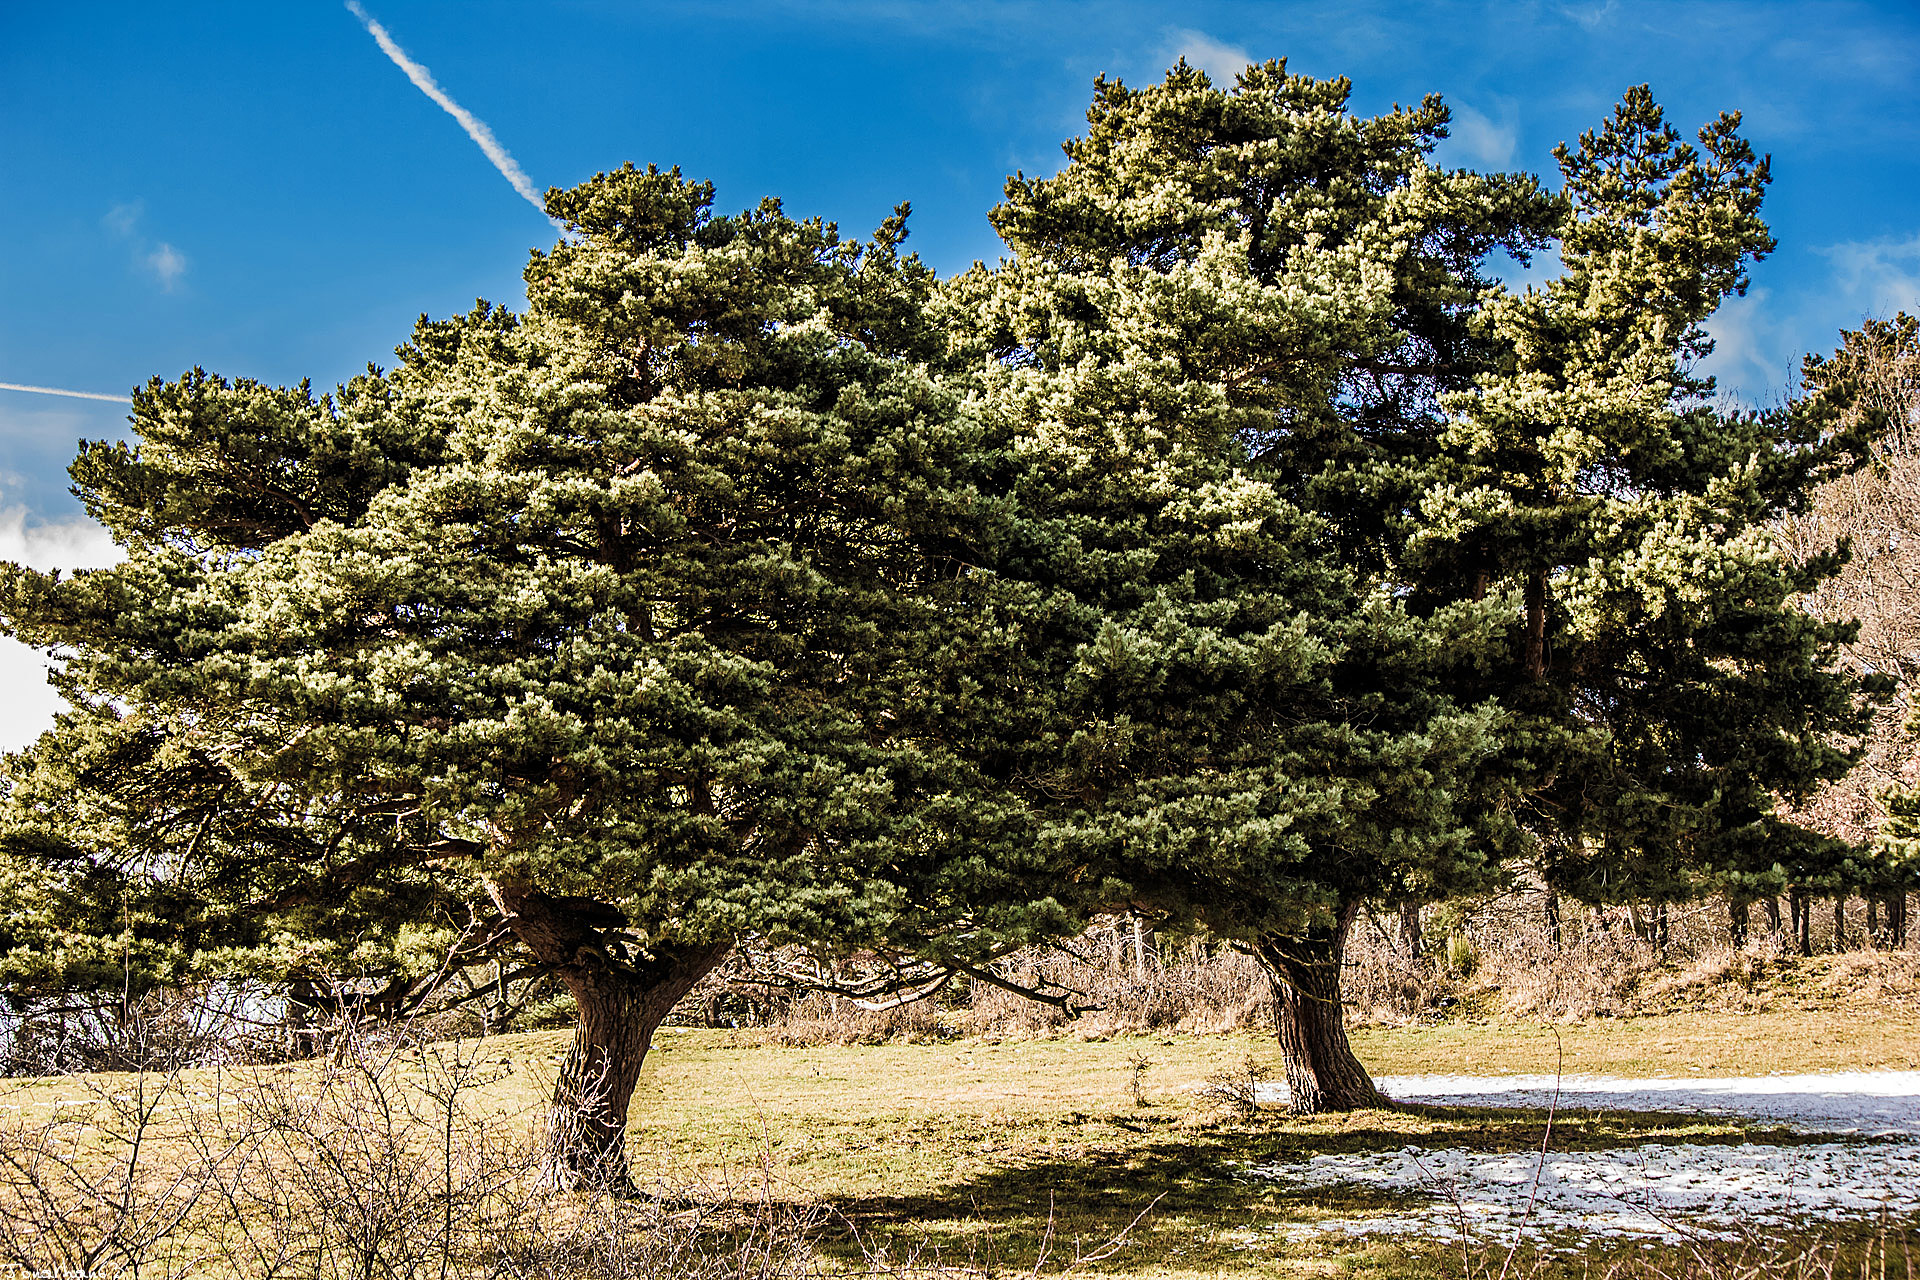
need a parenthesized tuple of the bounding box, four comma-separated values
(1543, 891, 1562, 951)
(487, 879, 729, 1192)
(1252, 902, 1389, 1114)
(1728, 896, 1751, 949)
(1765, 896, 1782, 936)
(1833, 896, 1848, 952)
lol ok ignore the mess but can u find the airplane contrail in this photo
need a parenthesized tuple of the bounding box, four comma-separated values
(344, 2, 559, 226)
(0, 382, 126, 403)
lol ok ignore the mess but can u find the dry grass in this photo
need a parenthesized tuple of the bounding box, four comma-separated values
(6, 896, 1919, 1278)
(4, 1011, 1918, 1279)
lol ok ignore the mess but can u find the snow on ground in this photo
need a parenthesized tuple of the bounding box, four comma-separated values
(1241, 1072, 1920, 1247)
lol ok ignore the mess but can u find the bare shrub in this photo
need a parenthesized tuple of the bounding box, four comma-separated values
(683, 888, 1920, 1052)
(0, 981, 290, 1077)
(1197, 1056, 1270, 1119)
(0, 1022, 840, 1280)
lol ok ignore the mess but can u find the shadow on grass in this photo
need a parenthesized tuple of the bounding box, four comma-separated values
(799, 1104, 1813, 1274)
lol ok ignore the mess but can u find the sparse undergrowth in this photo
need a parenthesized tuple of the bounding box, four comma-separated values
(678, 898, 1920, 1050)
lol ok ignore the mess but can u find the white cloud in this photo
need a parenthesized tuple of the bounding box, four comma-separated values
(345, 1, 560, 228)
(1817, 234, 1920, 320)
(0, 641, 70, 753)
(101, 199, 188, 292)
(1701, 286, 1799, 402)
(145, 242, 187, 290)
(1446, 101, 1518, 169)
(1556, 0, 1619, 31)
(1166, 27, 1252, 84)
(102, 200, 142, 237)
(0, 509, 123, 753)
(0, 508, 122, 573)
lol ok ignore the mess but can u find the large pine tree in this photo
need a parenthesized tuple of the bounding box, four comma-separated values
(948, 66, 1876, 1109)
(0, 167, 1081, 1185)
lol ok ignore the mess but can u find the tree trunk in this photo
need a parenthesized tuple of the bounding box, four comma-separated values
(1252, 902, 1389, 1114)
(1398, 900, 1425, 960)
(487, 879, 730, 1192)
(1543, 891, 1562, 951)
(1728, 896, 1751, 949)
(1765, 896, 1782, 935)
(1833, 896, 1848, 953)
(1524, 570, 1548, 682)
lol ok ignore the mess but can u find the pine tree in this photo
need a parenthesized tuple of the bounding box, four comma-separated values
(947, 65, 1876, 1108)
(0, 166, 1080, 1185)
(942, 61, 1556, 1110)
(1438, 90, 1877, 934)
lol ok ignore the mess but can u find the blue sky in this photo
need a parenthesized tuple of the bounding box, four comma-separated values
(2, 0, 1918, 743)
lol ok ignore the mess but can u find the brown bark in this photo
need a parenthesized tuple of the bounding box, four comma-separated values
(1524, 569, 1548, 682)
(1790, 889, 1812, 956)
(1728, 896, 1751, 949)
(1253, 902, 1389, 1113)
(487, 878, 730, 1192)
(1397, 900, 1424, 960)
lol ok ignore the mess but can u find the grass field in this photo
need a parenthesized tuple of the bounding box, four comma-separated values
(8, 1006, 1914, 1278)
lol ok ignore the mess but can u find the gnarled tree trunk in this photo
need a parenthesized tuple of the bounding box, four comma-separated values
(1253, 901, 1389, 1113)
(488, 879, 730, 1192)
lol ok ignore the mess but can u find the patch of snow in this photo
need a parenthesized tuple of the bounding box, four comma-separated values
(1244, 1072, 1920, 1247)
(1248, 1140, 1920, 1247)
(1256, 1071, 1920, 1137)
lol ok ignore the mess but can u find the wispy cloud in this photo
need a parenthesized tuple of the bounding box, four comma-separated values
(146, 243, 187, 290)
(1167, 27, 1252, 83)
(1818, 234, 1920, 320)
(345, 1, 558, 226)
(1445, 100, 1518, 169)
(101, 201, 188, 290)
(0, 382, 126, 403)
(1557, 0, 1620, 31)
(1701, 286, 1798, 401)
(103, 200, 142, 237)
